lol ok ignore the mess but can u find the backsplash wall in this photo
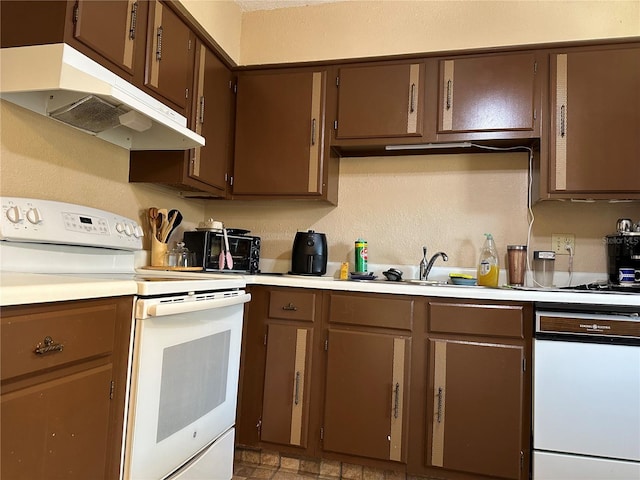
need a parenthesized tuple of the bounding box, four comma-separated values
(204, 153, 639, 276)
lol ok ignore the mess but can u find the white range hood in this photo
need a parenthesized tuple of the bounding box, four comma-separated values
(0, 44, 205, 151)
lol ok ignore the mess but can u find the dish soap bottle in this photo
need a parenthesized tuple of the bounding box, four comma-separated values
(477, 233, 499, 287)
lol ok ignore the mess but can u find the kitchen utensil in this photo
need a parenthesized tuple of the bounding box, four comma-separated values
(383, 268, 403, 281)
(218, 227, 233, 270)
(617, 218, 633, 232)
(148, 207, 159, 239)
(161, 209, 183, 243)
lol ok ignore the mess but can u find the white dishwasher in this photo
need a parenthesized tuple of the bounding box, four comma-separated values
(533, 305, 640, 479)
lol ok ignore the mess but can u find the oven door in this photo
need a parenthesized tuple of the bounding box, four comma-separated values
(533, 336, 640, 478)
(124, 292, 250, 480)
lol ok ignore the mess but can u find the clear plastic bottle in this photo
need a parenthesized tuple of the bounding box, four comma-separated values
(477, 233, 500, 287)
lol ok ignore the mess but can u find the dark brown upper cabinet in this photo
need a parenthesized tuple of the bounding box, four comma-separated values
(433, 52, 542, 142)
(0, 0, 148, 83)
(544, 44, 640, 199)
(233, 68, 338, 203)
(144, 0, 194, 114)
(331, 61, 426, 147)
(129, 39, 234, 197)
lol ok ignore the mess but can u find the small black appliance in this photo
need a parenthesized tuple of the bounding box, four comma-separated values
(291, 230, 328, 275)
(606, 233, 640, 285)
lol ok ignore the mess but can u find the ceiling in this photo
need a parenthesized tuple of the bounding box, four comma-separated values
(234, 0, 342, 12)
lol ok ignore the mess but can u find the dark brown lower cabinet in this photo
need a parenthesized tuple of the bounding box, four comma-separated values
(237, 288, 532, 479)
(0, 296, 134, 480)
(236, 286, 320, 456)
(322, 293, 413, 465)
(408, 299, 532, 480)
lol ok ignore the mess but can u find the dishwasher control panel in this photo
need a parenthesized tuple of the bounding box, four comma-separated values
(0, 196, 143, 250)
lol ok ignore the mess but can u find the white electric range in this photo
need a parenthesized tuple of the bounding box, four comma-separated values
(0, 196, 249, 480)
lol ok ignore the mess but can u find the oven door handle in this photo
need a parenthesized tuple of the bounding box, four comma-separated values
(147, 293, 251, 317)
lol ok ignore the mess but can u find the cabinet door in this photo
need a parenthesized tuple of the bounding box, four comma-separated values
(334, 62, 423, 140)
(323, 329, 409, 462)
(438, 53, 538, 135)
(429, 338, 524, 479)
(261, 323, 312, 447)
(1, 366, 113, 480)
(73, 0, 140, 76)
(233, 69, 326, 197)
(550, 46, 640, 195)
(146, 0, 194, 112)
(188, 41, 234, 195)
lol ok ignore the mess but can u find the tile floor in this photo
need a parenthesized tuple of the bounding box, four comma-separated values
(233, 448, 422, 480)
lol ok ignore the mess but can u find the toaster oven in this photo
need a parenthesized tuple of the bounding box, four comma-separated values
(183, 231, 260, 274)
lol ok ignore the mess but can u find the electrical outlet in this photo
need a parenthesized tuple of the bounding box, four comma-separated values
(552, 234, 575, 255)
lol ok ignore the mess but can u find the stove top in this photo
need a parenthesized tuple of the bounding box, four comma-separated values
(562, 282, 640, 294)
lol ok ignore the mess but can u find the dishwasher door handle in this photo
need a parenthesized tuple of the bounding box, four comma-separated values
(147, 293, 251, 317)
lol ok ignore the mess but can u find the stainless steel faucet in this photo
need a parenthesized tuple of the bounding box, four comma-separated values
(419, 247, 449, 280)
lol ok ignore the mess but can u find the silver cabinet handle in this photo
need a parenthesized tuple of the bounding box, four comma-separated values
(436, 387, 443, 423)
(311, 118, 317, 146)
(410, 83, 416, 113)
(393, 382, 400, 419)
(34, 336, 64, 355)
(294, 371, 301, 405)
(156, 26, 163, 61)
(282, 302, 298, 311)
(560, 104, 566, 137)
(129, 1, 139, 39)
(199, 96, 205, 125)
(446, 79, 452, 110)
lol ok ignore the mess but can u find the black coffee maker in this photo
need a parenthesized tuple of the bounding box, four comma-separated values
(606, 233, 640, 284)
(291, 230, 328, 275)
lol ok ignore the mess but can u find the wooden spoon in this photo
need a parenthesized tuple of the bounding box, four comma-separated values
(148, 207, 158, 239)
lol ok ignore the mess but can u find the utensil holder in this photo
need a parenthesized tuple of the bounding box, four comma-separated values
(151, 237, 168, 266)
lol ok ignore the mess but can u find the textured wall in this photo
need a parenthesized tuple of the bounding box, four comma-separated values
(239, 0, 640, 65)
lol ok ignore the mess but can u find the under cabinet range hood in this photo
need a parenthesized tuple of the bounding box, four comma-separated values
(0, 44, 205, 151)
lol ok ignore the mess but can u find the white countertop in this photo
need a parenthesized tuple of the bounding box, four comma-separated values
(1, 270, 638, 308)
(245, 274, 640, 307)
(0, 272, 138, 306)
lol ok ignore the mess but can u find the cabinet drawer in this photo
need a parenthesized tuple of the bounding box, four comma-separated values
(329, 294, 413, 331)
(268, 290, 317, 322)
(428, 302, 523, 338)
(1, 302, 118, 381)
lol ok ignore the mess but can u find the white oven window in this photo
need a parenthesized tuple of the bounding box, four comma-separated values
(157, 331, 231, 442)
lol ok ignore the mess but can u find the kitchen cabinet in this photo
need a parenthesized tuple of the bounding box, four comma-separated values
(144, 0, 195, 114)
(0, 296, 134, 480)
(232, 68, 339, 204)
(331, 61, 426, 148)
(0, 0, 148, 83)
(434, 52, 542, 141)
(408, 299, 532, 480)
(544, 44, 640, 199)
(236, 286, 321, 456)
(322, 292, 412, 464)
(129, 39, 234, 197)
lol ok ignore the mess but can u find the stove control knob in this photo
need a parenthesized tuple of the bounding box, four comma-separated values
(26, 207, 43, 225)
(124, 224, 133, 236)
(6, 205, 23, 224)
(115, 223, 125, 234)
(133, 225, 144, 238)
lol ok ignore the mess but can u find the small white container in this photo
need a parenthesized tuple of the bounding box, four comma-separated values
(533, 251, 555, 287)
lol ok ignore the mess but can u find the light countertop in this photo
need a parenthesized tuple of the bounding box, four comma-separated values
(1, 270, 638, 308)
(0, 272, 137, 306)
